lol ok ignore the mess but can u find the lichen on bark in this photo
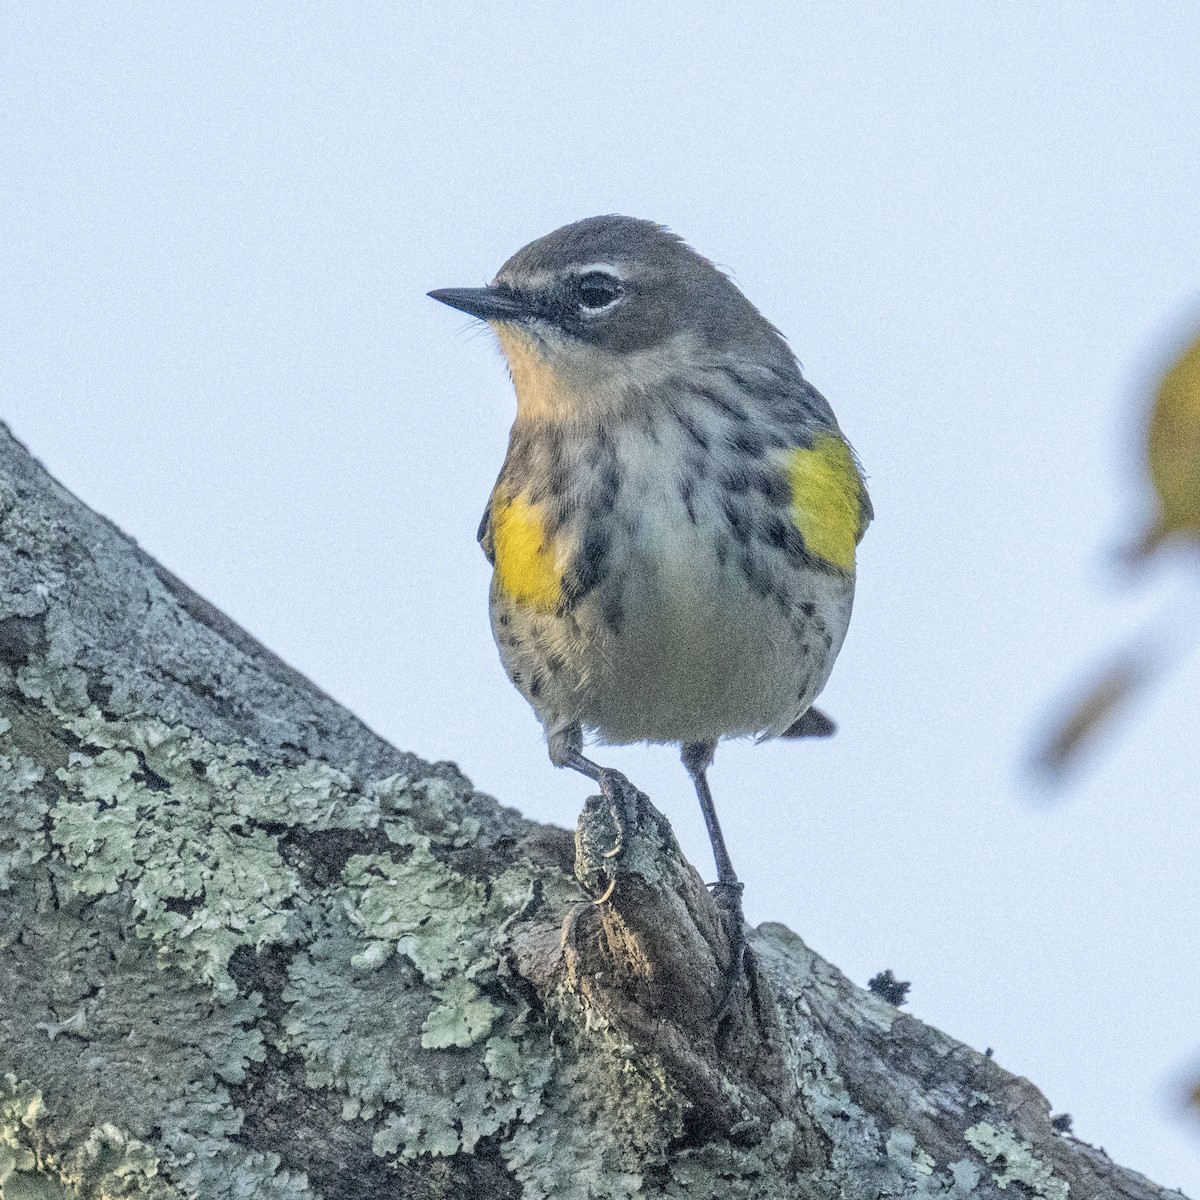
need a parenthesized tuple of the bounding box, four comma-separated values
(0, 422, 1189, 1200)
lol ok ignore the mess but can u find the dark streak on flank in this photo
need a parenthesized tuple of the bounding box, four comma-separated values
(739, 552, 773, 599)
(755, 470, 790, 506)
(679, 477, 698, 524)
(561, 521, 612, 612)
(601, 593, 624, 636)
(584, 425, 613, 466)
(665, 396, 711, 450)
(689, 382, 750, 423)
(719, 465, 755, 495)
(598, 462, 622, 511)
(758, 513, 808, 561)
(727, 428, 766, 458)
(721, 497, 751, 545)
(760, 514, 791, 550)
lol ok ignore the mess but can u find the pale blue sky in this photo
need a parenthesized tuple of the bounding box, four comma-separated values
(4, 4, 1200, 1191)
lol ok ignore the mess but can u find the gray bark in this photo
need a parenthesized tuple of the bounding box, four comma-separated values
(0, 420, 1187, 1200)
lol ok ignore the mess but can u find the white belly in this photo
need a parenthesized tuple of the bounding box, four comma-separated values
(573, 508, 854, 745)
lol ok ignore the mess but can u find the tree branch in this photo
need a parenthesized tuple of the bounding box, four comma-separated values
(0, 422, 1187, 1199)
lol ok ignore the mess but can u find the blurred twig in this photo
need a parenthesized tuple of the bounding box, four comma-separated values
(1030, 608, 1194, 784)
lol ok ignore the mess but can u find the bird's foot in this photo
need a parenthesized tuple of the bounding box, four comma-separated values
(597, 765, 633, 803)
(708, 880, 748, 1021)
(597, 767, 636, 861)
(707, 879, 745, 906)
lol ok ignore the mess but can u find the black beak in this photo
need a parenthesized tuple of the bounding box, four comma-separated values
(427, 286, 527, 322)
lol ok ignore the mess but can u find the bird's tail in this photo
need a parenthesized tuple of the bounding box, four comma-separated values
(779, 707, 837, 739)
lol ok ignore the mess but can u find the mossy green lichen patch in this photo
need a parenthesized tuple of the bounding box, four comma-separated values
(0, 1075, 43, 1182)
(0, 743, 48, 892)
(420, 976, 501, 1050)
(0, 1074, 173, 1200)
(12, 696, 589, 1183)
(662, 1117, 800, 1200)
(494, 999, 695, 1200)
(341, 844, 489, 983)
(41, 710, 388, 997)
(277, 788, 562, 1168)
(52, 743, 303, 998)
(964, 1121, 1066, 1198)
(280, 899, 548, 1168)
(885, 1127, 936, 1179)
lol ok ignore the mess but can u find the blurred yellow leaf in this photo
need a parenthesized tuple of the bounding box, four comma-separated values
(1138, 327, 1200, 557)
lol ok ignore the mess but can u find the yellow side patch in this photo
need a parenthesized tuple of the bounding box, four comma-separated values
(491, 493, 564, 611)
(785, 435, 865, 572)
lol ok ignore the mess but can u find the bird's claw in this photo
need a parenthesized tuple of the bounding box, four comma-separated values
(597, 768, 634, 860)
(707, 879, 745, 906)
(708, 879, 748, 1021)
(598, 766, 633, 804)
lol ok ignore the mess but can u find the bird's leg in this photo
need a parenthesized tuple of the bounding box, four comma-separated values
(681, 739, 747, 1019)
(681, 739, 739, 888)
(548, 723, 636, 859)
(548, 722, 634, 800)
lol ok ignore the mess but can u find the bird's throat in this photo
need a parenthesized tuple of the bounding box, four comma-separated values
(490, 323, 588, 423)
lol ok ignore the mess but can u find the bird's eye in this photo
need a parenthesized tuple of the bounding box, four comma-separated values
(577, 272, 623, 311)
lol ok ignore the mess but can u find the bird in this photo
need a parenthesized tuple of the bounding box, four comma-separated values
(429, 215, 871, 1013)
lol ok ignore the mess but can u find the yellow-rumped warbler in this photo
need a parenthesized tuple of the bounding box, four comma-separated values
(431, 216, 871, 1009)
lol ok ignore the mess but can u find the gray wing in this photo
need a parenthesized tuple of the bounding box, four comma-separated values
(476, 502, 495, 566)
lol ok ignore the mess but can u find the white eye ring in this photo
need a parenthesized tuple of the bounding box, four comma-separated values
(575, 266, 624, 314)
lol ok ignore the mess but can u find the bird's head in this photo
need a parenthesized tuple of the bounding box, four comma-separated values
(429, 215, 795, 424)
